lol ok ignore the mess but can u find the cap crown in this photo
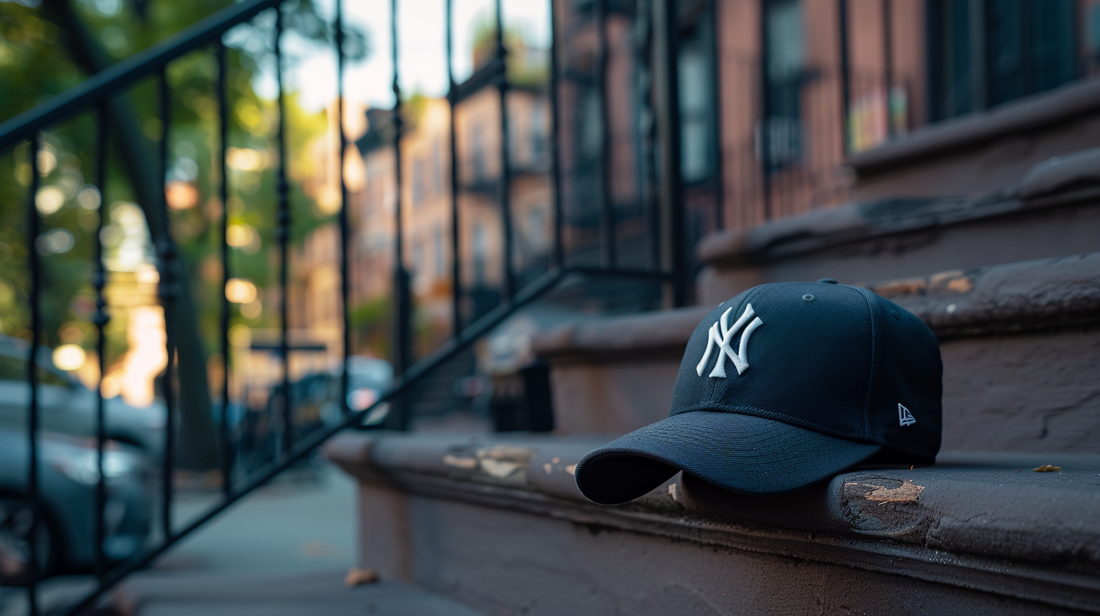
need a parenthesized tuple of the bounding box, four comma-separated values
(671, 281, 942, 462)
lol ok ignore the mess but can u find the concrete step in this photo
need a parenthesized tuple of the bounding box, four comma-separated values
(532, 252, 1100, 454)
(106, 569, 484, 616)
(325, 431, 1100, 615)
(695, 146, 1100, 306)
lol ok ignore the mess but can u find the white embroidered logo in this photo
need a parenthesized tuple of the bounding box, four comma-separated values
(898, 403, 916, 427)
(696, 303, 764, 378)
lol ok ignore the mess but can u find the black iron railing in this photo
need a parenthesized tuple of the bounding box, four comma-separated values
(0, 0, 684, 614)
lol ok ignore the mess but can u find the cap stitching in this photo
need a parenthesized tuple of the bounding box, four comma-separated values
(670, 402, 878, 446)
(855, 287, 878, 443)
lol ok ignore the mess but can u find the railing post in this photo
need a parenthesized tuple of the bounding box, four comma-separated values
(447, 0, 463, 335)
(596, 0, 616, 267)
(494, 0, 516, 299)
(274, 6, 293, 453)
(25, 131, 42, 616)
(155, 68, 178, 540)
(838, 0, 851, 155)
(391, 0, 412, 430)
(651, 0, 686, 306)
(549, 0, 565, 270)
(709, 0, 725, 231)
(217, 40, 233, 494)
(93, 103, 110, 578)
(758, 0, 772, 221)
(882, 0, 894, 138)
(633, 0, 661, 270)
(336, 0, 352, 418)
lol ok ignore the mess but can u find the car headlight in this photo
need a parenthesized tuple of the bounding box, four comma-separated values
(46, 446, 139, 486)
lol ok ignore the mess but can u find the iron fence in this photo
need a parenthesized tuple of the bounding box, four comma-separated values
(0, 0, 686, 613)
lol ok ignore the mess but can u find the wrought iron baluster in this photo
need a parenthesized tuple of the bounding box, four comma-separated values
(634, 0, 661, 269)
(274, 7, 292, 453)
(336, 0, 351, 417)
(447, 0, 462, 335)
(652, 0, 685, 306)
(494, 0, 515, 299)
(758, 0, 772, 222)
(94, 103, 110, 578)
(26, 131, 42, 616)
(882, 0, 894, 138)
(596, 0, 616, 266)
(838, 0, 851, 155)
(391, 0, 411, 429)
(548, 0, 564, 269)
(156, 67, 178, 540)
(217, 41, 233, 495)
(708, 0, 725, 231)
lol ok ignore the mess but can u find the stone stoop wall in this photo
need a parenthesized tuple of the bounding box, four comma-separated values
(847, 76, 1100, 202)
(532, 253, 1100, 454)
(325, 433, 1100, 616)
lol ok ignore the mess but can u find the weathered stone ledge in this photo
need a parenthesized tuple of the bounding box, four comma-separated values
(531, 252, 1100, 363)
(327, 431, 1100, 613)
(848, 77, 1100, 176)
(700, 147, 1100, 271)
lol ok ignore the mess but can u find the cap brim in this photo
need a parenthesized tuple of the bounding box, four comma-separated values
(574, 411, 882, 504)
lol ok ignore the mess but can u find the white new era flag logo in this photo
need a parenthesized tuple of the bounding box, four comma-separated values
(898, 403, 916, 427)
(697, 304, 764, 378)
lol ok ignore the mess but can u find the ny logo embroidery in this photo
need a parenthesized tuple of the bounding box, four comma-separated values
(696, 303, 764, 378)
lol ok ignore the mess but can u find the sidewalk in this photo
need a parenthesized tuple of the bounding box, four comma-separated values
(110, 570, 483, 616)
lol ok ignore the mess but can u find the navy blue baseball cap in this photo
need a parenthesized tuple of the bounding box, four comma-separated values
(574, 280, 943, 505)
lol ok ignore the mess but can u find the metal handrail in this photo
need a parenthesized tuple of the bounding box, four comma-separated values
(60, 264, 671, 616)
(0, 0, 282, 150)
(5, 0, 687, 614)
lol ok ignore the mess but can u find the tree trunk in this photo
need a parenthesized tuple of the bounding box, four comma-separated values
(42, 0, 221, 470)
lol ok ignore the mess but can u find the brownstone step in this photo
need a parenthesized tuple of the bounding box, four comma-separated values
(532, 252, 1100, 454)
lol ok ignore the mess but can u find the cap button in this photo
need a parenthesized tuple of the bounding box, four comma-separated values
(817, 278, 838, 284)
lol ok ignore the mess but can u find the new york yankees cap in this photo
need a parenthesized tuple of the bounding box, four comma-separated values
(574, 280, 943, 505)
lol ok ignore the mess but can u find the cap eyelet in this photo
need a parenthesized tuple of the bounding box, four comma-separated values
(802, 294, 815, 302)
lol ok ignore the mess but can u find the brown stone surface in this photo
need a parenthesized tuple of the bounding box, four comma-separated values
(847, 76, 1100, 200)
(531, 254, 1100, 451)
(326, 432, 1100, 615)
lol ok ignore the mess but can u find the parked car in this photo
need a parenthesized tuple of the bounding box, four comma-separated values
(0, 428, 153, 585)
(0, 336, 166, 460)
(236, 357, 393, 473)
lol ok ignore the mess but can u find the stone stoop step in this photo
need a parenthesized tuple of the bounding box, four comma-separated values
(532, 252, 1100, 454)
(325, 432, 1100, 615)
(105, 569, 485, 616)
(695, 145, 1100, 305)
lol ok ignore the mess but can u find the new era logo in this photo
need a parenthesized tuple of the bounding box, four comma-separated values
(898, 403, 916, 427)
(696, 304, 764, 378)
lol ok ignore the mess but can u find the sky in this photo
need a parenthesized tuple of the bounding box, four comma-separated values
(257, 0, 552, 112)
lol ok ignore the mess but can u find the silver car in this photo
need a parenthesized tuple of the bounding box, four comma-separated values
(0, 428, 153, 584)
(0, 336, 166, 460)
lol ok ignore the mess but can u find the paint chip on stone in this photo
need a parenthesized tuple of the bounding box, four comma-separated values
(442, 454, 478, 470)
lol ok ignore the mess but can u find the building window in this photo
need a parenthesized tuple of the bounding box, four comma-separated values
(412, 157, 425, 206)
(472, 222, 487, 287)
(431, 140, 444, 196)
(759, 0, 804, 170)
(930, 0, 1077, 121)
(471, 126, 486, 182)
(531, 101, 546, 165)
(434, 225, 445, 277)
